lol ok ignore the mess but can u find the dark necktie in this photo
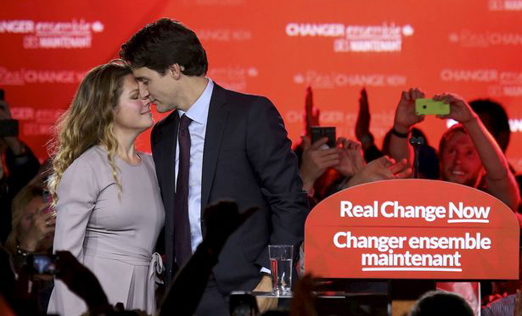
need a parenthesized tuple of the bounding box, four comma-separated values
(174, 114, 193, 267)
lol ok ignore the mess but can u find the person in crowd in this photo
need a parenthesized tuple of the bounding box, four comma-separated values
(355, 87, 440, 179)
(4, 184, 54, 312)
(469, 99, 511, 153)
(294, 86, 341, 201)
(469, 99, 518, 201)
(482, 289, 522, 316)
(355, 87, 382, 163)
(382, 127, 440, 180)
(4, 185, 54, 261)
(389, 88, 519, 211)
(47, 61, 165, 315)
(0, 94, 41, 243)
(119, 18, 308, 315)
(481, 222, 522, 315)
(297, 87, 412, 205)
(389, 88, 520, 314)
(409, 290, 474, 316)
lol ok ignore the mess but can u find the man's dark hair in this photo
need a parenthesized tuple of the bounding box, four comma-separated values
(469, 98, 511, 152)
(409, 290, 474, 316)
(119, 18, 208, 76)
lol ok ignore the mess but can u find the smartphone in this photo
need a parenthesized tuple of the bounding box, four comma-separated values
(415, 98, 450, 115)
(311, 126, 336, 148)
(27, 254, 58, 275)
(229, 291, 259, 316)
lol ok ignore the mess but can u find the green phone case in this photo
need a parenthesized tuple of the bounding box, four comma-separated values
(415, 98, 450, 115)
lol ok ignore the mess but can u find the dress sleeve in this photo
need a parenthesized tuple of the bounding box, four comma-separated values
(53, 158, 99, 260)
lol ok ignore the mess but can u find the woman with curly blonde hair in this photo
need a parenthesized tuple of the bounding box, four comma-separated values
(47, 62, 165, 316)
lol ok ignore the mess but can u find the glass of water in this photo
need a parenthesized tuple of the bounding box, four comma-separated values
(268, 245, 294, 296)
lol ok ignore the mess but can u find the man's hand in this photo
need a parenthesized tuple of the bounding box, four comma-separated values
(18, 205, 55, 252)
(253, 274, 278, 313)
(393, 88, 426, 134)
(346, 156, 412, 188)
(433, 93, 478, 125)
(335, 138, 366, 177)
(304, 87, 320, 138)
(355, 88, 373, 146)
(299, 136, 340, 192)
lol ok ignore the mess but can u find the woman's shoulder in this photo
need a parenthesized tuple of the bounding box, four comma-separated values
(69, 146, 108, 169)
(62, 146, 111, 182)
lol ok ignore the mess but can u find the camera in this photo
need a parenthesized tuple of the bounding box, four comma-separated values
(311, 126, 336, 148)
(27, 254, 58, 275)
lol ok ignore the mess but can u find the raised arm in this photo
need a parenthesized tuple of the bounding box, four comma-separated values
(355, 87, 383, 162)
(389, 88, 426, 169)
(434, 93, 520, 210)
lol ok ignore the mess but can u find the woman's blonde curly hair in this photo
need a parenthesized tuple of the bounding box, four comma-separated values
(47, 61, 132, 204)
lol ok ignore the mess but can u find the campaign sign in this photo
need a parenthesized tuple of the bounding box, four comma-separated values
(304, 179, 519, 279)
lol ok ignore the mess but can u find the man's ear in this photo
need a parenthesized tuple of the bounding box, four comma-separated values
(169, 64, 184, 79)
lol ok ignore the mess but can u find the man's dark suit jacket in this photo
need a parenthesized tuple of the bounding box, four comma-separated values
(150, 83, 309, 295)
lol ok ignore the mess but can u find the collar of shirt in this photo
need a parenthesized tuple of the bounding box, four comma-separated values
(177, 78, 213, 125)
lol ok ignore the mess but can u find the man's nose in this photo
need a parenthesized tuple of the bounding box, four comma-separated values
(454, 154, 463, 165)
(138, 83, 149, 99)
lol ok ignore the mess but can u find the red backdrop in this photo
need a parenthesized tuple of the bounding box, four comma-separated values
(1, 0, 522, 171)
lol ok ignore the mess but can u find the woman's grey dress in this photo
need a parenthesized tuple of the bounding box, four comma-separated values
(48, 146, 165, 316)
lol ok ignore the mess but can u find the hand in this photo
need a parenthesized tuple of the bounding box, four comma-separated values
(347, 156, 412, 187)
(393, 88, 426, 133)
(355, 88, 372, 142)
(299, 136, 340, 191)
(335, 138, 366, 177)
(254, 275, 278, 313)
(433, 93, 477, 125)
(304, 87, 320, 138)
(18, 205, 55, 252)
(203, 201, 258, 255)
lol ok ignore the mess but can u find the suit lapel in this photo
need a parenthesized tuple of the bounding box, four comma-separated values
(201, 84, 229, 213)
(155, 111, 180, 212)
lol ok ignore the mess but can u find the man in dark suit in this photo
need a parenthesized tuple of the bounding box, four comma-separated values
(120, 18, 308, 315)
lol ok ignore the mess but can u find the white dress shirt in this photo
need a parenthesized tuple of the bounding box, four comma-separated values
(175, 78, 213, 253)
